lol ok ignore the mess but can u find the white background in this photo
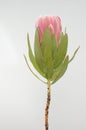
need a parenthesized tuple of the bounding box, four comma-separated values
(0, 0, 86, 130)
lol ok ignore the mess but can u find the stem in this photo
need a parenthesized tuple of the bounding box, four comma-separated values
(45, 80, 51, 130)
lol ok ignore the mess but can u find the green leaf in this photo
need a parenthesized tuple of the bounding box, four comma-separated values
(41, 28, 52, 58)
(69, 46, 80, 63)
(34, 29, 45, 74)
(51, 35, 58, 59)
(27, 33, 45, 78)
(51, 56, 69, 84)
(41, 28, 53, 79)
(24, 55, 47, 84)
(54, 33, 68, 68)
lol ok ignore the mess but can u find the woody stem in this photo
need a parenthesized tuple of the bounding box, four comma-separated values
(45, 80, 51, 130)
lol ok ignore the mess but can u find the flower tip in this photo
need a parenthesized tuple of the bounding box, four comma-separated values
(27, 33, 30, 41)
(78, 46, 80, 50)
(27, 32, 29, 37)
(65, 27, 67, 34)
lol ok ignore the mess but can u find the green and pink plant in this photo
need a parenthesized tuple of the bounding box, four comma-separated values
(24, 16, 79, 130)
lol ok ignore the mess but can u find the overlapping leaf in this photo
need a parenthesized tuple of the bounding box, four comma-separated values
(34, 29, 45, 74)
(27, 33, 45, 78)
(41, 29, 54, 79)
(54, 33, 68, 69)
(51, 56, 69, 84)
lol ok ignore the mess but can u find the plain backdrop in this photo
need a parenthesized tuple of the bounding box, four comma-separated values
(0, 0, 86, 130)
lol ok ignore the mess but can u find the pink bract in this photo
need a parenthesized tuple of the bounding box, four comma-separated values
(36, 16, 62, 44)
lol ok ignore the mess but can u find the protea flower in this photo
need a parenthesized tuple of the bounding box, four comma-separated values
(24, 16, 79, 130)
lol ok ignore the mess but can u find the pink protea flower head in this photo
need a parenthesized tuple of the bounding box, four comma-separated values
(36, 16, 62, 44)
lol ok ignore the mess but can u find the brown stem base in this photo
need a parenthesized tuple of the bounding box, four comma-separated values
(45, 80, 51, 130)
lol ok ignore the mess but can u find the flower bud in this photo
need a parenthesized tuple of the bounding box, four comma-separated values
(34, 16, 68, 80)
(25, 16, 79, 84)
